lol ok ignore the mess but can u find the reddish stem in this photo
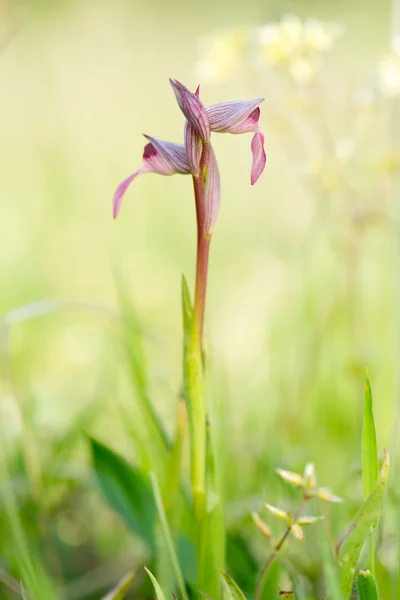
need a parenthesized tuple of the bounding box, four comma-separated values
(192, 147, 211, 346)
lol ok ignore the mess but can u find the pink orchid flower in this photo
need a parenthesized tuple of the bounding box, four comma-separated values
(113, 79, 266, 229)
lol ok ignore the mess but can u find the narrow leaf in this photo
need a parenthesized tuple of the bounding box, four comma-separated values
(149, 472, 189, 600)
(362, 374, 379, 523)
(337, 450, 390, 598)
(221, 572, 247, 600)
(145, 568, 167, 600)
(181, 275, 193, 344)
(90, 438, 156, 550)
(101, 572, 136, 600)
(20, 582, 29, 600)
(163, 398, 186, 514)
(357, 570, 379, 600)
(198, 420, 225, 599)
(117, 283, 170, 475)
(316, 520, 342, 600)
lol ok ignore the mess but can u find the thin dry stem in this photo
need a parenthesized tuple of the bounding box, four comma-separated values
(255, 499, 308, 600)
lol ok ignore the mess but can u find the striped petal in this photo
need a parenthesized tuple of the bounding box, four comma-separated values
(203, 143, 221, 235)
(113, 137, 190, 218)
(206, 99, 264, 133)
(251, 131, 266, 185)
(170, 79, 211, 141)
(184, 121, 203, 176)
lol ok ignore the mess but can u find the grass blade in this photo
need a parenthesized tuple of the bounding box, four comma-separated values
(101, 571, 136, 600)
(149, 472, 189, 600)
(221, 571, 247, 600)
(363, 375, 379, 502)
(145, 567, 167, 600)
(198, 420, 225, 600)
(117, 283, 170, 477)
(362, 374, 379, 575)
(337, 450, 390, 598)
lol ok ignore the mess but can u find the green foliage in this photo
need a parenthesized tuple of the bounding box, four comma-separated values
(101, 571, 136, 600)
(337, 450, 390, 599)
(117, 285, 170, 476)
(221, 571, 247, 600)
(181, 275, 194, 346)
(89, 437, 156, 550)
(316, 522, 341, 600)
(145, 568, 167, 600)
(198, 422, 225, 599)
(362, 375, 379, 514)
(357, 570, 379, 600)
(150, 472, 189, 600)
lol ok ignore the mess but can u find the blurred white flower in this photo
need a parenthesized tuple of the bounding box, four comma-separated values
(257, 15, 302, 66)
(289, 56, 318, 84)
(196, 28, 249, 83)
(377, 36, 400, 97)
(196, 15, 343, 86)
(256, 14, 343, 84)
(302, 19, 343, 53)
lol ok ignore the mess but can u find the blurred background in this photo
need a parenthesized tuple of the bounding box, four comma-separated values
(1, 0, 400, 598)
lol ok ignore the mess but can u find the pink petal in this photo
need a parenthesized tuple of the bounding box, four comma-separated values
(207, 99, 264, 133)
(184, 121, 202, 177)
(143, 136, 190, 174)
(113, 170, 141, 218)
(170, 79, 211, 142)
(251, 131, 266, 185)
(113, 138, 190, 219)
(203, 143, 220, 235)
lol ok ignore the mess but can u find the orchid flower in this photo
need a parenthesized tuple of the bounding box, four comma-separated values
(113, 79, 266, 225)
(113, 79, 266, 343)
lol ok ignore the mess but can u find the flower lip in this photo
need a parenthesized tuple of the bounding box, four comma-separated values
(169, 78, 211, 141)
(113, 136, 191, 219)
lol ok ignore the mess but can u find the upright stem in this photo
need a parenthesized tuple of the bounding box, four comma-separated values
(192, 146, 211, 348)
(185, 145, 211, 521)
(193, 233, 211, 345)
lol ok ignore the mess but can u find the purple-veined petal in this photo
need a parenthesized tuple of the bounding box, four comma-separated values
(184, 121, 202, 176)
(207, 99, 264, 133)
(113, 137, 190, 218)
(170, 79, 211, 141)
(113, 170, 141, 218)
(251, 131, 266, 185)
(143, 135, 190, 174)
(203, 143, 220, 235)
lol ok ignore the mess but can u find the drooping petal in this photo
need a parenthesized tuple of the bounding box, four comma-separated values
(184, 121, 203, 176)
(113, 137, 190, 218)
(250, 131, 266, 185)
(206, 98, 264, 133)
(113, 170, 141, 218)
(170, 79, 211, 141)
(203, 143, 220, 235)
